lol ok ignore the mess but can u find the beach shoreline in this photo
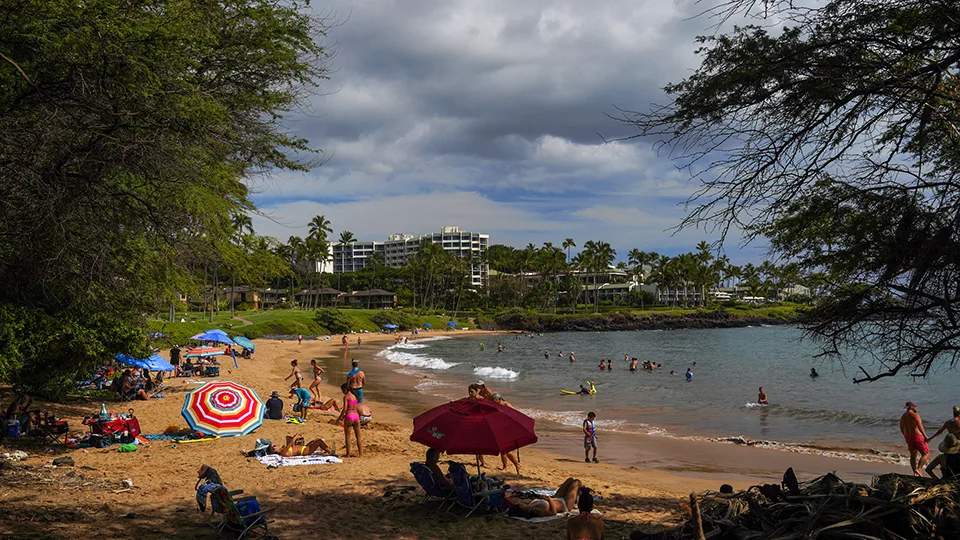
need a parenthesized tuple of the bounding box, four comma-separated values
(0, 329, 913, 538)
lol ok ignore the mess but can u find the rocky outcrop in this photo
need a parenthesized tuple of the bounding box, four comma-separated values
(496, 310, 797, 332)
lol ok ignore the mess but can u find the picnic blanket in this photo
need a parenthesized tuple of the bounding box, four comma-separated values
(507, 509, 602, 523)
(256, 454, 342, 467)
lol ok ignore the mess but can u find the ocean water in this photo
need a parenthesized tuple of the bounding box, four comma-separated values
(376, 327, 960, 461)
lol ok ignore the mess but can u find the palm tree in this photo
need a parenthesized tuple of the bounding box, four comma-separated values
(337, 230, 356, 291)
(562, 238, 576, 263)
(628, 249, 650, 309)
(306, 216, 332, 308)
(569, 253, 585, 312)
(286, 236, 305, 306)
(592, 241, 616, 312)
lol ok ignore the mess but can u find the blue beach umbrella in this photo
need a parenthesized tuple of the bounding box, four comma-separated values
(116, 353, 175, 372)
(447, 321, 458, 327)
(232, 336, 255, 352)
(423, 323, 432, 327)
(383, 324, 399, 329)
(191, 329, 236, 345)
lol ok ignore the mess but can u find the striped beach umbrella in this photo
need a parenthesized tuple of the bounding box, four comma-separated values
(184, 347, 224, 358)
(181, 381, 265, 437)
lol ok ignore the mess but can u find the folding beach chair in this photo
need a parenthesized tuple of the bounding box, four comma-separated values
(208, 486, 274, 539)
(446, 462, 504, 518)
(409, 462, 454, 509)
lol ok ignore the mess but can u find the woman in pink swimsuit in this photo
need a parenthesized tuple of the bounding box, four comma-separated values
(335, 383, 363, 457)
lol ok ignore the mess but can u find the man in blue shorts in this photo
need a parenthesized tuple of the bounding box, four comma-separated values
(289, 386, 311, 419)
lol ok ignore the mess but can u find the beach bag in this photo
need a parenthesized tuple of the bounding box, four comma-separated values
(236, 499, 261, 525)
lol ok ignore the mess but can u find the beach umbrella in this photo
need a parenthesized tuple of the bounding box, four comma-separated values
(410, 398, 537, 474)
(383, 323, 399, 329)
(232, 336, 255, 352)
(181, 381, 265, 437)
(447, 321, 458, 327)
(423, 323, 432, 327)
(190, 329, 236, 345)
(184, 347, 224, 358)
(115, 353, 175, 372)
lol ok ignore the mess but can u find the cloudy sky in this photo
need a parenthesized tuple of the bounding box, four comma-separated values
(249, 0, 770, 264)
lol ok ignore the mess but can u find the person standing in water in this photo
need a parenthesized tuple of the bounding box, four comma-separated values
(583, 412, 598, 463)
(685, 368, 694, 381)
(758, 387, 768, 405)
(900, 401, 930, 476)
(810, 368, 819, 377)
(569, 352, 576, 363)
(598, 359, 606, 370)
(544, 349, 550, 359)
(480, 342, 485, 351)
(629, 358, 638, 372)
(605, 359, 612, 371)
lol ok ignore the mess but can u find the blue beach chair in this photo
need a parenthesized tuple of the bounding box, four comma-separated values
(446, 462, 503, 518)
(409, 462, 454, 509)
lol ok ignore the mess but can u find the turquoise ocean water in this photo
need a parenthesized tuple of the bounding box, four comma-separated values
(375, 327, 959, 462)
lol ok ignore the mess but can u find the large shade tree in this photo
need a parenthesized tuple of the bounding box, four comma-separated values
(0, 0, 330, 394)
(620, 0, 960, 382)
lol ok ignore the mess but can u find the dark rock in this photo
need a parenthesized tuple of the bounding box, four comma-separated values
(66, 470, 76, 477)
(52, 456, 75, 467)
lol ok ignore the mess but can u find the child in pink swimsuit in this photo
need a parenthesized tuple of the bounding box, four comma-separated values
(336, 383, 363, 457)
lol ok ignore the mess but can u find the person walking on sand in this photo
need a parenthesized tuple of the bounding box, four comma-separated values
(297, 334, 302, 345)
(583, 412, 598, 463)
(285, 359, 303, 388)
(347, 360, 366, 403)
(357, 336, 361, 348)
(341, 335, 348, 347)
(758, 387, 768, 405)
(309, 359, 324, 402)
(335, 384, 363, 457)
(901, 401, 930, 476)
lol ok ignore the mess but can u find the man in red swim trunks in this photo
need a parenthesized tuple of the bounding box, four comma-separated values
(900, 401, 929, 477)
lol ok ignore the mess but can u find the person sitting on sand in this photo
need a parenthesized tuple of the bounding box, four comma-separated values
(120, 370, 148, 400)
(357, 401, 373, 426)
(265, 391, 284, 420)
(425, 448, 453, 488)
(926, 406, 960, 444)
(4, 394, 33, 432)
(507, 478, 584, 518)
(567, 487, 604, 539)
(925, 433, 960, 481)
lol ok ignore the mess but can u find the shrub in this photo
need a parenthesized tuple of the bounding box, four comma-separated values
(371, 310, 418, 330)
(314, 308, 352, 334)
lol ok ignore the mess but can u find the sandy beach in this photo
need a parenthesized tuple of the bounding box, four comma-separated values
(0, 331, 906, 539)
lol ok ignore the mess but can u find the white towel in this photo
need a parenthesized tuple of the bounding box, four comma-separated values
(256, 454, 342, 467)
(508, 509, 602, 523)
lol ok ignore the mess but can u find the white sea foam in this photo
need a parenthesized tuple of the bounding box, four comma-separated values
(473, 366, 519, 380)
(392, 343, 427, 349)
(376, 349, 458, 370)
(410, 336, 452, 343)
(743, 402, 768, 408)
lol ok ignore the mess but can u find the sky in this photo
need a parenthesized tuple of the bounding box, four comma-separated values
(248, 0, 772, 264)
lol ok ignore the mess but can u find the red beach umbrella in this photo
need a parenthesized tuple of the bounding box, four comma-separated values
(410, 398, 538, 459)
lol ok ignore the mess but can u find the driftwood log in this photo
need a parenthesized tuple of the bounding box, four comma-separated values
(631, 472, 960, 540)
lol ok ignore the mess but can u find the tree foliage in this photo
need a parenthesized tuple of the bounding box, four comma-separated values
(0, 0, 329, 393)
(619, 0, 960, 381)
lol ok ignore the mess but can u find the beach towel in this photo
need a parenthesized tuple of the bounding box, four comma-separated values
(255, 454, 342, 468)
(507, 509, 602, 523)
(513, 487, 603, 501)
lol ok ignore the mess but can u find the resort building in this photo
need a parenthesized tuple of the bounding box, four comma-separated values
(332, 226, 489, 287)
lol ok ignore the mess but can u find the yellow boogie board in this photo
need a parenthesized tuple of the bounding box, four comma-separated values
(561, 383, 596, 395)
(174, 436, 220, 444)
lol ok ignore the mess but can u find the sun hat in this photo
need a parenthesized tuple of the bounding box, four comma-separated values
(940, 434, 960, 454)
(254, 438, 273, 452)
(270, 391, 279, 399)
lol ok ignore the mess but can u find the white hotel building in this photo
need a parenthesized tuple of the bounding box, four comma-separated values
(332, 226, 489, 287)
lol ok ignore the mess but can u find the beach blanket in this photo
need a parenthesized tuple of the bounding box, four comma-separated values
(507, 509, 602, 523)
(513, 487, 603, 501)
(256, 454, 342, 468)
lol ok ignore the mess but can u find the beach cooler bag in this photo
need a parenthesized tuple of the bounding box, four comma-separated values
(205, 366, 220, 377)
(5, 420, 21, 438)
(236, 499, 262, 525)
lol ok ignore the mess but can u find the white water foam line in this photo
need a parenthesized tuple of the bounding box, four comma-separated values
(473, 366, 519, 380)
(392, 343, 427, 349)
(376, 348, 458, 370)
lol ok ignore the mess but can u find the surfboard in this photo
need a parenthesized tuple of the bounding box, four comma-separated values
(560, 390, 578, 395)
(561, 383, 596, 395)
